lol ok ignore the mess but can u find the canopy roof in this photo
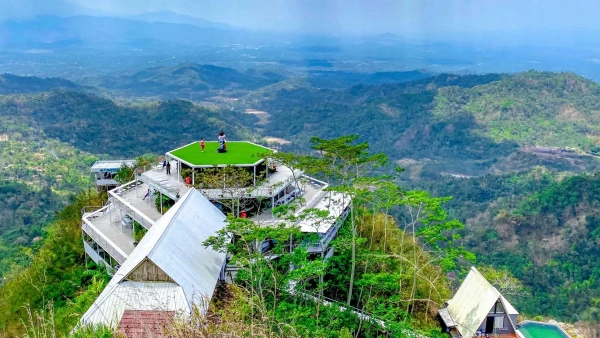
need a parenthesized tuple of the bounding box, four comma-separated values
(91, 160, 135, 173)
(167, 141, 272, 167)
(446, 267, 518, 338)
(80, 189, 227, 328)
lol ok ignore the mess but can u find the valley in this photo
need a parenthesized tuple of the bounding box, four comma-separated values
(1, 55, 600, 338)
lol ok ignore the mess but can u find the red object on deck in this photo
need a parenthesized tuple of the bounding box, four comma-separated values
(185, 177, 191, 185)
(240, 212, 247, 218)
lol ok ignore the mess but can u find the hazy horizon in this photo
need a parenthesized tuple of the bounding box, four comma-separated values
(2, 0, 600, 42)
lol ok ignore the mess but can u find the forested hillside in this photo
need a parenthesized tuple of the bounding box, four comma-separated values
(245, 71, 600, 178)
(0, 116, 96, 280)
(412, 169, 600, 326)
(82, 63, 287, 99)
(0, 74, 81, 94)
(0, 90, 261, 157)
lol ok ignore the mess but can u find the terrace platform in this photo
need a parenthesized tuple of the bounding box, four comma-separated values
(82, 205, 136, 265)
(140, 161, 303, 200)
(110, 182, 163, 229)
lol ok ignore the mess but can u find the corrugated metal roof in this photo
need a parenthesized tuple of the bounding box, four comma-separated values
(447, 267, 518, 338)
(80, 281, 188, 327)
(80, 189, 227, 328)
(91, 160, 136, 173)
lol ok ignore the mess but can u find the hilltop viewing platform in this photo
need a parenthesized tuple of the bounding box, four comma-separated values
(82, 139, 351, 271)
(167, 141, 271, 167)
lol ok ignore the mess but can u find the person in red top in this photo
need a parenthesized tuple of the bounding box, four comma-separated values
(200, 138, 205, 152)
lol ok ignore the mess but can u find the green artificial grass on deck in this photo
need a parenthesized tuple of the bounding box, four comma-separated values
(169, 141, 272, 166)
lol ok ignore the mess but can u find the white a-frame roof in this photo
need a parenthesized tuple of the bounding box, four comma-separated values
(446, 267, 518, 338)
(80, 189, 227, 327)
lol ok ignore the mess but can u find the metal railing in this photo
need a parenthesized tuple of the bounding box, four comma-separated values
(109, 189, 155, 230)
(81, 207, 128, 265)
(138, 173, 181, 201)
(81, 205, 104, 217)
(304, 206, 350, 253)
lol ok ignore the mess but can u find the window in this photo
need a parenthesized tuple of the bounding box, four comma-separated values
(494, 316, 505, 329)
(495, 301, 505, 313)
(489, 300, 505, 314)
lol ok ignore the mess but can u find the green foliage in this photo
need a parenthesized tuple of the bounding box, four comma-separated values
(0, 190, 110, 336)
(420, 170, 600, 322)
(0, 74, 80, 94)
(132, 221, 147, 242)
(203, 136, 468, 336)
(70, 324, 115, 338)
(114, 154, 155, 184)
(154, 191, 175, 214)
(0, 116, 96, 280)
(247, 71, 600, 178)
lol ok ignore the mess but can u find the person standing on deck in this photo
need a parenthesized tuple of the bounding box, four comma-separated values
(200, 138, 205, 152)
(166, 162, 171, 175)
(217, 131, 225, 152)
(220, 131, 227, 151)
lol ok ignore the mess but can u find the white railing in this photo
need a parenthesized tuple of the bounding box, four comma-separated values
(138, 174, 181, 201)
(109, 193, 155, 230)
(304, 206, 350, 253)
(109, 181, 155, 230)
(81, 212, 128, 265)
(81, 205, 104, 217)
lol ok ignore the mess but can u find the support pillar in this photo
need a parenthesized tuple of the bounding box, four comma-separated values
(160, 191, 163, 214)
(253, 165, 257, 186)
(192, 170, 195, 188)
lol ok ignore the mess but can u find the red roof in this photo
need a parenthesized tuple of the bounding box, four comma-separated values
(118, 310, 175, 338)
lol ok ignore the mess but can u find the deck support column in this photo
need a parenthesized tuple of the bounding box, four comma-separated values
(253, 165, 257, 186)
(160, 191, 163, 214)
(192, 170, 195, 188)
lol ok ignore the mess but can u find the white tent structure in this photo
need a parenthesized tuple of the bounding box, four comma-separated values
(439, 267, 519, 337)
(79, 189, 227, 328)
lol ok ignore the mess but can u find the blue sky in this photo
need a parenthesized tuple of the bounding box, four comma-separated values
(5, 0, 600, 38)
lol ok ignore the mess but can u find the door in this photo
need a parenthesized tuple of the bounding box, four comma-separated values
(485, 317, 494, 333)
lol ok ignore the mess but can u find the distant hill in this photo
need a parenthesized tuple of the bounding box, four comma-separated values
(306, 70, 431, 89)
(0, 15, 265, 50)
(84, 63, 288, 99)
(126, 11, 232, 30)
(0, 90, 261, 156)
(0, 73, 80, 94)
(244, 71, 600, 178)
(0, 0, 112, 21)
